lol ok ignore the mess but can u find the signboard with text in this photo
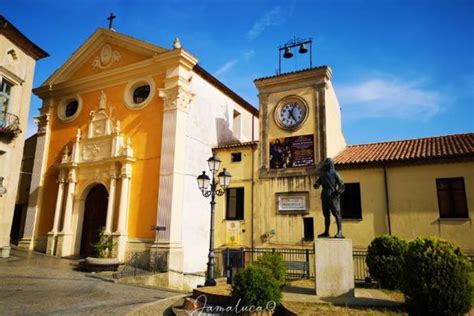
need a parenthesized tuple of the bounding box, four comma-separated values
(269, 134, 315, 169)
(276, 192, 309, 213)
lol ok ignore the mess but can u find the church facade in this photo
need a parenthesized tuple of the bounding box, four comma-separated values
(19, 28, 257, 289)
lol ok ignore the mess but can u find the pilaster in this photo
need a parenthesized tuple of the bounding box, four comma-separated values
(19, 110, 52, 250)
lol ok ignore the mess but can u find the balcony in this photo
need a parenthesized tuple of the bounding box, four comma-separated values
(0, 112, 21, 142)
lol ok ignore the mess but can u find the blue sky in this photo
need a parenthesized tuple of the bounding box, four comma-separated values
(3, 0, 473, 145)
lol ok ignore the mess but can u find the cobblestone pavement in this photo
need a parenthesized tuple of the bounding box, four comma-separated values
(0, 248, 179, 316)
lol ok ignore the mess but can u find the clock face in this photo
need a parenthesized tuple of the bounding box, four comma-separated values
(274, 97, 308, 130)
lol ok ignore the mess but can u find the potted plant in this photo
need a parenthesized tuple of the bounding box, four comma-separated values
(83, 229, 120, 272)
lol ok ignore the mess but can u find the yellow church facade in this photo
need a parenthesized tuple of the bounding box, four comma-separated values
(213, 67, 473, 254)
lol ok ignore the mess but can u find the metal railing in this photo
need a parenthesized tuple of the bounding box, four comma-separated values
(0, 112, 20, 130)
(113, 250, 168, 279)
(215, 247, 372, 284)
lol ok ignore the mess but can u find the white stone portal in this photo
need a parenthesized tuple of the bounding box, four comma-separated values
(45, 92, 134, 260)
(314, 238, 355, 297)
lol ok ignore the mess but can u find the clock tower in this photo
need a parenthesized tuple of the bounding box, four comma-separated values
(254, 66, 346, 178)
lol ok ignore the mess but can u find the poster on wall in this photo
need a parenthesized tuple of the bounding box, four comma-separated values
(269, 134, 315, 169)
(226, 221, 240, 245)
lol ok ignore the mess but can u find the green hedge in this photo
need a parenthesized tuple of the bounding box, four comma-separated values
(254, 253, 287, 288)
(401, 237, 473, 316)
(366, 235, 407, 289)
(232, 265, 282, 310)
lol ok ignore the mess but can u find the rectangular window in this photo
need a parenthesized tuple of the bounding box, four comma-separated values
(341, 183, 362, 219)
(1, 78, 13, 121)
(231, 152, 242, 162)
(303, 217, 314, 240)
(226, 187, 244, 220)
(436, 178, 468, 218)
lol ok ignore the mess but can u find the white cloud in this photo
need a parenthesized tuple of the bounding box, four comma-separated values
(247, 6, 283, 40)
(214, 59, 238, 77)
(337, 78, 441, 121)
(243, 49, 255, 61)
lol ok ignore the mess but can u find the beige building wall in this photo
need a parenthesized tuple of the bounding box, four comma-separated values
(0, 31, 44, 257)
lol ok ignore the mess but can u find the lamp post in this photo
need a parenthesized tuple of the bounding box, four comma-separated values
(197, 155, 232, 286)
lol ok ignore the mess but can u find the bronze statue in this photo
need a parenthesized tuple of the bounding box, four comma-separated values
(314, 158, 345, 238)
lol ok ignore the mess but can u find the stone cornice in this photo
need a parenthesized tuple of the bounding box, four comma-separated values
(33, 49, 197, 100)
(254, 66, 332, 94)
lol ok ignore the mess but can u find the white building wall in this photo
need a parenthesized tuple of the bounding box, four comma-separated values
(180, 73, 257, 273)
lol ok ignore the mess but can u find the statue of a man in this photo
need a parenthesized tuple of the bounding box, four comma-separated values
(99, 91, 107, 110)
(314, 158, 345, 238)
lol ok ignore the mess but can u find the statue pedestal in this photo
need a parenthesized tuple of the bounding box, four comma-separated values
(314, 238, 354, 297)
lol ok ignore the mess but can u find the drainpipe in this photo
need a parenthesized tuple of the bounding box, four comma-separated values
(383, 165, 392, 235)
(251, 116, 255, 251)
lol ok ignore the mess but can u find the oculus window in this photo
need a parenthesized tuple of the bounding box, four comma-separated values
(133, 85, 151, 104)
(341, 183, 362, 219)
(436, 178, 468, 218)
(226, 187, 244, 220)
(65, 100, 79, 117)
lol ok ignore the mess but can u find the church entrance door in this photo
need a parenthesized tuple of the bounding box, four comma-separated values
(80, 184, 108, 256)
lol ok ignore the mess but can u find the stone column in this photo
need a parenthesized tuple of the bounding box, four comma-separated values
(114, 163, 131, 261)
(19, 112, 52, 251)
(46, 172, 66, 255)
(58, 168, 77, 257)
(104, 174, 117, 234)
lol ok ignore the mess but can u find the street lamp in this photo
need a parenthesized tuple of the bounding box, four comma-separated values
(197, 154, 232, 286)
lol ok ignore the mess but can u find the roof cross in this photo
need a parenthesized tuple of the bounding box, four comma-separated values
(107, 13, 116, 29)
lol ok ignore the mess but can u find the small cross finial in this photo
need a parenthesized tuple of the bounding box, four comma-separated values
(107, 13, 116, 29)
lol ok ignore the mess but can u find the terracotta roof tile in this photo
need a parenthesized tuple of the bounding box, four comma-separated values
(335, 133, 474, 167)
(213, 141, 259, 151)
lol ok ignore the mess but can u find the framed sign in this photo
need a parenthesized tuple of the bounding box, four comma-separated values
(269, 134, 315, 169)
(226, 221, 240, 245)
(276, 192, 309, 214)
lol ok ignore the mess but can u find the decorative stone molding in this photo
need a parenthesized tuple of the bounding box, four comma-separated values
(92, 44, 121, 70)
(159, 85, 194, 112)
(34, 114, 49, 135)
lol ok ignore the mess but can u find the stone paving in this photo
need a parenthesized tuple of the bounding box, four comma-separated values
(0, 248, 180, 316)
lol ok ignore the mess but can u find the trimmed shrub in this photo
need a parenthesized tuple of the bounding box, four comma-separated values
(254, 253, 287, 288)
(91, 229, 113, 258)
(366, 235, 407, 289)
(401, 237, 473, 316)
(232, 265, 282, 310)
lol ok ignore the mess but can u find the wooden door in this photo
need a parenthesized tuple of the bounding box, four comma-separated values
(80, 184, 108, 256)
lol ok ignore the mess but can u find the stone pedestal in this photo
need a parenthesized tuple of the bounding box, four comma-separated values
(314, 238, 354, 297)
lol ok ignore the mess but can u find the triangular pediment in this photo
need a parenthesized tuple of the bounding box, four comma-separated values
(41, 28, 168, 86)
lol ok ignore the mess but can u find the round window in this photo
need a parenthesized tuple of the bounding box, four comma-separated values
(57, 95, 82, 122)
(65, 100, 79, 117)
(133, 85, 150, 104)
(123, 77, 155, 110)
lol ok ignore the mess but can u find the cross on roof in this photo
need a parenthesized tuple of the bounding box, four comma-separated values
(107, 13, 116, 29)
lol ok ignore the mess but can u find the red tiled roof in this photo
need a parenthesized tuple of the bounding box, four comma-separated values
(335, 133, 474, 167)
(213, 141, 259, 151)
